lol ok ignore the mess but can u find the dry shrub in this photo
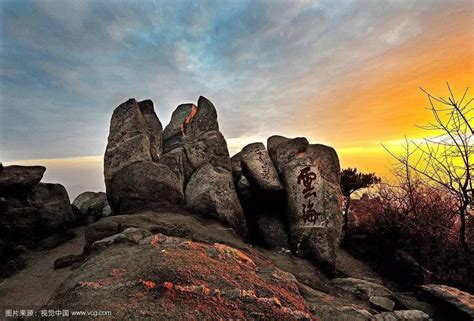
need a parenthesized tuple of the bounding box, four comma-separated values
(347, 181, 473, 291)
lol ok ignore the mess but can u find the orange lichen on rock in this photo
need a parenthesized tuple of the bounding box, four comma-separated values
(139, 278, 156, 289)
(78, 281, 104, 289)
(180, 104, 197, 136)
(110, 268, 126, 277)
(214, 243, 255, 267)
(150, 235, 160, 248)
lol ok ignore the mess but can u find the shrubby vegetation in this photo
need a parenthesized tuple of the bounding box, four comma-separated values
(342, 85, 473, 291)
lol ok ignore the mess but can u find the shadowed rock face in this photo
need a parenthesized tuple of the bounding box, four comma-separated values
(0, 166, 75, 276)
(420, 284, 474, 320)
(0, 165, 46, 190)
(185, 164, 247, 237)
(104, 96, 246, 237)
(72, 191, 111, 225)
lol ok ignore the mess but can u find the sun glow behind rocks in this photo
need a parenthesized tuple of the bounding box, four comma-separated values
(1, 0, 472, 195)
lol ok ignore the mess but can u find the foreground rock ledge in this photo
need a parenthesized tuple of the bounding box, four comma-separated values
(44, 232, 314, 320)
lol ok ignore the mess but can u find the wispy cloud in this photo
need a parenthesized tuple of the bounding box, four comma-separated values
(0, 0, 471, 166)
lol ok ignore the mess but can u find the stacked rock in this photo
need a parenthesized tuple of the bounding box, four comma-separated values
(0, 164, 75, 274)
(232, 136, 342, 270)
(104, 97, 247, 237)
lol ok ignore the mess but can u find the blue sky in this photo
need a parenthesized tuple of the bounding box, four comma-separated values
(3, 0, 468, 160)
(0, 0, 472, 198)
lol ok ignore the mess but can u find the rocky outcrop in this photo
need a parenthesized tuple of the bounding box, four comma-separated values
(420, 284, 474, 320)
(0, 165, 75, 277)
(44, 232, 314, 320)
(72, 191, 111, 224)
(0, 165, 45, 190)
(185, 164, 247, 236)
(331, 278, 393, 300)
(104, 98, 183, 213)
(104, 96, 246, 237)
(231, 135, 342, 270)
(28, 183, 75, 230)
(231, 143, 287, 248)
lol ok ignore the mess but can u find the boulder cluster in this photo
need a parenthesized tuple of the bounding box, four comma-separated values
(104, 96, 342, 269)
(0, 164, 75, 275)
(232, 136, 342, 269)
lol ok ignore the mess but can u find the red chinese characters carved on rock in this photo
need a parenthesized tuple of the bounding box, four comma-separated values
(297, 166, 321, 224)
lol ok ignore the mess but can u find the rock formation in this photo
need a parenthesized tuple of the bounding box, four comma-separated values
(44, 232, 314, 320)
(104, 97, 247, 237)
(104, 96, 342, 269)
(231, 135, 342, 270)
(0, 164, 75, 276)
(72, 191, 111, 224)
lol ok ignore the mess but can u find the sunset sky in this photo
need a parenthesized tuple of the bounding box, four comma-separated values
(1, 0, 473, 198)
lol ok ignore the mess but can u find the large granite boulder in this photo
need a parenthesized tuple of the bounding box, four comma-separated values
(72, 191, 111, 224)
(0, 165, 45, 191)
(185, 164, 247, 237)
(104, 98, 186, 214)
(104, 96, 245, 238)
(161, 97, 246, 236)
(0, 166, 76, 276)
(43, 233, 313, 320)
(27, 183, 75, 231)
(268, 135, 342, 270)
(104, 98, 162, 183)
(107, 160, 184, 214)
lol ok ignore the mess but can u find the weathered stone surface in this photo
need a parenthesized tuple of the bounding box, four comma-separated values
(304, 144, 341, 185)
(104, 98, 162, 183)
(138, 99, 163, 161)
(331, 278, 392, 300)
(267, 135, 309, 175)
(240, 142, 283, 190)
(420, 284, 474, 319)
(28, 183, 75, 230)
(0, 165, 46, 190)
(282, 159, 342, 269)
(84, 209, 249, 251)
(163, 96, 219, 153)
(256, 215, 288, 248)
(91, 227, 152, 253)
(298, 282, 375, 321)
(374, 310, 432, 321)
(44, 233, 314, 320)
(72, 191, 110, 224)
(392, 293, 437, 318)
(163, 103, 197, 153)
(183, 130, 231, 172)
(185, 164, 247, 237)
(370, 295, 395, 312)
(231, 152, 243, 177)
(54, 254, 86, 270)
(107, 161, 184, 214)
